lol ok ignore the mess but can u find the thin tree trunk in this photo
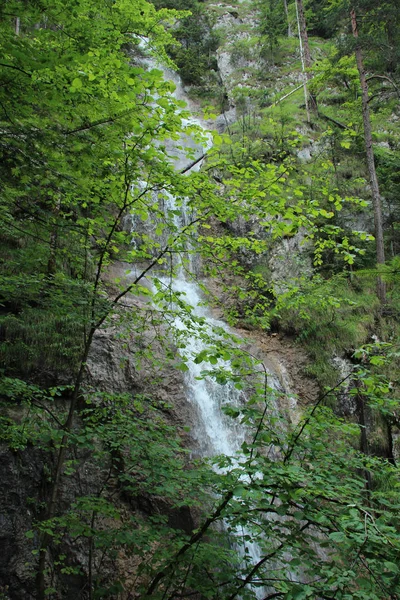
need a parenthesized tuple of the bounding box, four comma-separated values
(295, 0, 316, 120)
(282, 0, 292, 37)
(355, 381, 372, 496)
(295, 0, 310, 122)
(36, 336, 94, 599)
(386, 420, 396, 466)
(296, 0, 311, 68)
(351, 9, 386, 304)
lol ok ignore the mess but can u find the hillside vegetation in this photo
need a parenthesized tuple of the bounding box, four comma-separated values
(1, 0, 400, 599)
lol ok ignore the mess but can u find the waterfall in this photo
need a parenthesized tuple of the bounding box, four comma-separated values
(131, 51, 291, 597)
(152, 236, 276, 600)
(135, 56, 284, 451)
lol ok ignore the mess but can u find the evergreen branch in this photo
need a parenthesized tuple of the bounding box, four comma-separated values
(0, 216, 51, 244)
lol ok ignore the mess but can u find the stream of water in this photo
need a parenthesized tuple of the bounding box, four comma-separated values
(141, 59, 284, 455)
(133, 54, 290, 597)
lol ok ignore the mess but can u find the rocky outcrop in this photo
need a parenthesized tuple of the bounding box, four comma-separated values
(0, 318, 200, 600)
(268, 231, 313, 292)
(86, 324, 196, 436)
(215, 107, 237, 133)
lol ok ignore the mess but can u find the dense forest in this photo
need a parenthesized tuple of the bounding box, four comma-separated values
(1, 0, 400, 598)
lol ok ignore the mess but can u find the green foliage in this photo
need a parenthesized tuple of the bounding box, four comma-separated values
(169, 9, 220, 85)
(0, 0, 209, 381)
(0, 275, 88, 379)
(271, 273, 378, 385)
(151, 0, 220, 85)
(352, 340, 400, 417)
(230, 38, 257, 68)
(258, 0, 286, 57)
(137, 386, 400, 600)
(0, 377, 70, 450)
(324, 0, 400, 74)
(18, 390, 227, 595)
(1, 0, 400, 598)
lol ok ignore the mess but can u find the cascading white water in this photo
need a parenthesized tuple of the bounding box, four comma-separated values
(137, 57, 283, 453)
(155, 274, 276, 599)
(132, 51, 290, 597)
(158, 276, 271, 457)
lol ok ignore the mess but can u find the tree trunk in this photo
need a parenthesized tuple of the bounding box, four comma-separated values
(351, 9, 386, 304)
(36, 338, 93, 599)
(282, 0, 292, 37)
(296, 0, 311, 68)
(295, 0, 317, 118)
(386, 420, 396, 466)
(355, 381, 372, 496)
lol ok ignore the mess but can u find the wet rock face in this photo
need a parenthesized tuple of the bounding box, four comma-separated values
(86, 326, 205, 529)
(87, 327, 140, 396)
